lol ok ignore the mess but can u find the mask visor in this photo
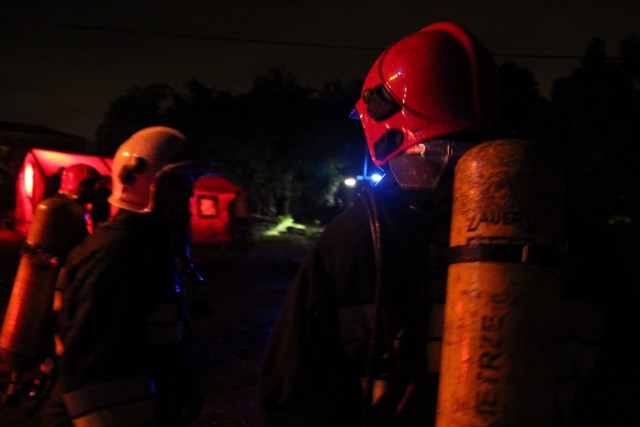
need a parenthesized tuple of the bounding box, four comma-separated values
(388, 140, 451, 191)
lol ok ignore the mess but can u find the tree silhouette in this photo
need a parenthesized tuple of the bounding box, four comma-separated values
(551, 37, 640, 240)
(93, 70, 364, 220)
(92, 38, 639, 231)
(551, 37, 640, 427)
(95, 83, 176, 156)
(499, 62, 552, 143)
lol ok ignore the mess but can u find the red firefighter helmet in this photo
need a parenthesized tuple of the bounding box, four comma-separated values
(108, 126, 217, 213)
(354, 22, 500, 167)
(58, 164, 102, 200)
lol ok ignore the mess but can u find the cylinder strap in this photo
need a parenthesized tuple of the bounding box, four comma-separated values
(20, 242, 60, 266)
(447, 243, 563, 267)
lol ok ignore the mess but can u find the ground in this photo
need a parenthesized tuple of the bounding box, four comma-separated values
(0, 229, 314, 427)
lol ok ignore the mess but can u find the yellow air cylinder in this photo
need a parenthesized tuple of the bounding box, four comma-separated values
(435, 139, 565, 427)
(0, 196, 87, 372)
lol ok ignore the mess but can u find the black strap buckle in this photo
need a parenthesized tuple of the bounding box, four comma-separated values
(20, 242, 60, 266)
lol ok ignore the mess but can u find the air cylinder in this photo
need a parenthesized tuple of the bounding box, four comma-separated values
(435, 139, 565, 426)
(0, 196, 86, 372)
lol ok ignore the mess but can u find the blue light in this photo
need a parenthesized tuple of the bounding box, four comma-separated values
(353, 173, 385, 184)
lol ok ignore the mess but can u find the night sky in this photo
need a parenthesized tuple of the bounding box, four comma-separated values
(1, 0, 638, 142)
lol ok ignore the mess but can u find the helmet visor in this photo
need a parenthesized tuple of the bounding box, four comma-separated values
(388, 140, 451, 191)
(362, 84, 401, 122)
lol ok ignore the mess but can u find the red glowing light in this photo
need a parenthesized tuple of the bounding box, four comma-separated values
(198, 196, 219, 218)
(24, 163, 34, 198)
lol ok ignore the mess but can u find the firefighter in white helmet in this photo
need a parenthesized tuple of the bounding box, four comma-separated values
(39, 126, 216, 427)
(258, 22, 503, 427)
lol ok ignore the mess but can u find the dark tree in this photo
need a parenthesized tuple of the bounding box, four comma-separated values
(165, 78, 235, 158)
(213, 69, 364, 219)
(93, 72, 365, 220)
(499, 62, 552, 143)
(94, 83, 176, 156)
(291, 78, 365, 221)
(551, 37, 640, 236)
(619, 36, 640, 81)
(550, 37, 640, 427)
(222, 68, 317, 216)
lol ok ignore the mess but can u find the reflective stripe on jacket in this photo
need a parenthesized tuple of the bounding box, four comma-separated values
(63, 375, 155, 427)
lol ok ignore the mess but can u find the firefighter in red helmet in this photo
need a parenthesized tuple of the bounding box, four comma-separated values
(355, 21, 500, 179)
(58, 163, 102, 203)
(258, 22, 504, 427)
(39, 126, 217, 427)
(59, 163, 111, 232)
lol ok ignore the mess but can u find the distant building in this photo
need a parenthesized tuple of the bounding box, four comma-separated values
(0, 121, 87, 218)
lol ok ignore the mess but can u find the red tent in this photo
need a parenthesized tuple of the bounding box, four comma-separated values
(190, 176, 241, 244)
(14, 149, 113, 235)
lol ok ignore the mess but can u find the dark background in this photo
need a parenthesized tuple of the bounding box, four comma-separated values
(1, 0, 639, 142)
(0, 232, 314, 427)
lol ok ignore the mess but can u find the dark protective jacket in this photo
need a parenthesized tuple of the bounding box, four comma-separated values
(258, 177, 451, 427)
(42, 210, 200, 427)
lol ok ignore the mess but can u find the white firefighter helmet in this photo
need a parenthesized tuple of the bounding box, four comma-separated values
(108, 126, 217, 213)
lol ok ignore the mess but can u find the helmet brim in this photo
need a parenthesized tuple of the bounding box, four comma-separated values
(159, 160, 219, 177)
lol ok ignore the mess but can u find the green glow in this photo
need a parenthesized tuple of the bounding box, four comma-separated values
(263, 215, 306, 236)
